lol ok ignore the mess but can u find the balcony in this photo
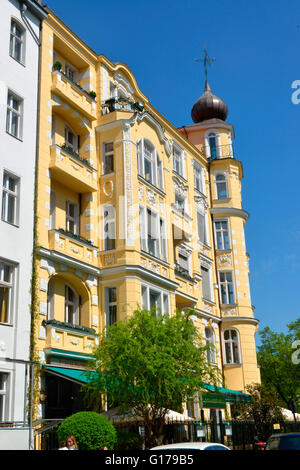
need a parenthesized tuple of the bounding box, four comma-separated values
(48, 229, 98, 265)
(42, 319, 98, 354)
(51, 70, 97, 121)
(174, 263, 194, 283)
(198, 144, 234, 160)
(102, 97, 144, 114)
(49, 144, 97, 192)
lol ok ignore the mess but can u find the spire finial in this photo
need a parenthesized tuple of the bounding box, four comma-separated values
(194, 46, 216, 83)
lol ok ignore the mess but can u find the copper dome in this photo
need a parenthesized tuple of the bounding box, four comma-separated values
(191, 81, 228, 123)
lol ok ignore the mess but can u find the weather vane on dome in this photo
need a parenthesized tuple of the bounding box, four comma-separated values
(194, 46, 216, 81)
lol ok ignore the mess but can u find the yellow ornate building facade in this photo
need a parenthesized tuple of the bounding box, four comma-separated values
(33, 7, 260, 422)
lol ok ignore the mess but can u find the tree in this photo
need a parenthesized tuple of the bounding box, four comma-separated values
(84, 308, 219, 448)
(257, 319, 300, 420)
(231, 383, 284, 440)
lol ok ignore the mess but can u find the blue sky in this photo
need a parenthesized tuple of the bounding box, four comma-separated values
(46, 0, 300, 341)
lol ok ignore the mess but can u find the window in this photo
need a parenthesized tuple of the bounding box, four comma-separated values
(50, 191, 56, 230)
(223, 329, 241, 364)
(6, 92, 23, 139)
(215, 173, 228, 199)
(219, 271, 235, 305)
(141, 284, 169, 315)
(197, 210, 207, 245)
(194, 163, 204, 193)
(0, 261, 14, 324)
(139, 206, 167, 260)
(178, 251, 189, 272)
(9, 20, 25, 63)
(173, 145, 185, 177)
(174, 192, 186, 215)
(65, 126, 79, 152)
(215, 220, 230, 250)
(47, 277, 54, 320)
(65, 285, 79, 324)
(205, 327, 216, 364)
(106, 287, 117, 326)
(201, 265, 212, 301)
(104, 205, 116, 250)
(137, 139, 163, 190)
(65, 63, 78, 83)
(66, 201, 79, 234)
(0, 373, 9, 422)
(1, 172, 19, 225)
(103, 142, 114, 174)
(207, 132, 218, 159)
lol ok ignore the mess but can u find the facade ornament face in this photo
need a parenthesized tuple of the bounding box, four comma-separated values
(146, 188, 157, 207)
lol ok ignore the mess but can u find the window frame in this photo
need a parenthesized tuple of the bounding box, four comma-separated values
(205, 130, 221, 159)
(0, 259, 16, 325)
(215, 171, 228, 200)
(214, 219, 230, 250)
(66, 200, 79, 235)
(9, 19, 25, 65)
(139, 205, 167, 261)
(223, 328, 241, 365)
(105, 286, 117, 326)
(0, 372, 10, 422)
(65, 284, 79, 325)
(1, 170, 20, 226)
(194, 161, 205, 194)
(6, 91, 23, 140)
(141, 283, 169, 316)
(201, 264, 213, 302)
(103, 142, 114, 175)
(137, 138, 164, 190)
(219, 271, 235, 305)
(172, 143, 185, 178)
(103, 204, 116, 251)
(205, 326, 217, 364)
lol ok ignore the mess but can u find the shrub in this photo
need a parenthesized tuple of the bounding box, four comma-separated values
(57, 411, 117, 450)
(88, 91, 96, 99)
(115, 430, 144, 450)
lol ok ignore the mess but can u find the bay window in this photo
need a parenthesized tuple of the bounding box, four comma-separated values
(215, 220, 230, 250)
(141, 284, 169, 315)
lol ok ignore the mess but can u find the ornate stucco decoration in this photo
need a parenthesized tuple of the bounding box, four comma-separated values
(125, 111, 172, 157)
(146, 188, 157, 207)
(217, 254, 231, 267)
(173, 176, 188, 196)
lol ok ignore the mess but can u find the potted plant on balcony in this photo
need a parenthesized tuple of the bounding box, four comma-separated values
(53, 61, 62, 71)
(88, 90, 96, 100)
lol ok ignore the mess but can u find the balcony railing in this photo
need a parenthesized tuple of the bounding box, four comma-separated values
(42, 319, 96, 335)
(48, 229, 98, 265)
(102, 97, 144, 114)
(198, 144, 234, 160)
(174, 263, 194, 282)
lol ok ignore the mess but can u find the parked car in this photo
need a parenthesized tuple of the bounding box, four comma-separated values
(150, 442, 230, 451)
(264, 433, 300, 450)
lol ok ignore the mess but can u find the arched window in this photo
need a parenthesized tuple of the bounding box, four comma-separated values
(215, 173, 228, 199)
(65, 284, 79, 325)
(205, 327, 216, 363)
(223, 329, 241, 364)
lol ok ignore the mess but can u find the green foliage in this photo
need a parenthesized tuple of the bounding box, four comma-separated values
(84, 308, 219, 447)
(53, 61, 62, 70)
(57, 411, 117, 450)
(115, 430, 144, 450)
(257, 319, 300, 412)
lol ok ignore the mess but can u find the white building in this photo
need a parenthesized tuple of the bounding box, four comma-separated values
(0, 0, 47, 450)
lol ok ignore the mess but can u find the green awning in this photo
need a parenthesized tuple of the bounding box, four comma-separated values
(200, 383, 251, 404)
(44, 366, 97, 384)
